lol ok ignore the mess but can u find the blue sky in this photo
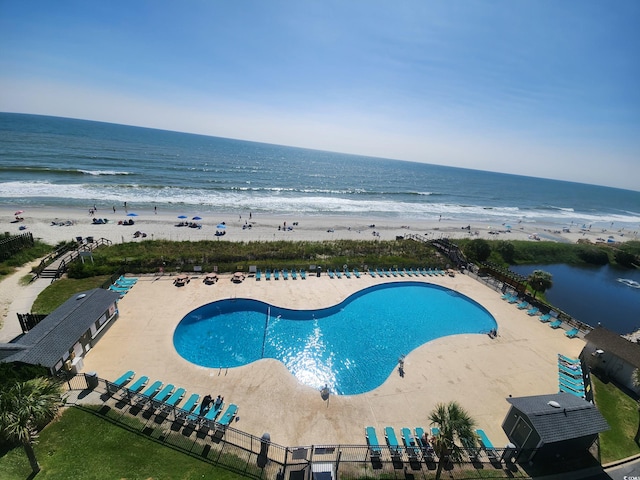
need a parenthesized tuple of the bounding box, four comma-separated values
(1, 0, 639, 190)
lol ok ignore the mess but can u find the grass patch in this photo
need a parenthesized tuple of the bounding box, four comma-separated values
(31, 276, 111, 315)
(593, 374, 640, 463)
(0, 240, 55, 279)
(0, 406, 244, 480)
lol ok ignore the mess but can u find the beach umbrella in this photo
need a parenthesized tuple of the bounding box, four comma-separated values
(127, 213, 138, 217)
(193, 216, 202, 220)
(14, 210, 24, 215)
(177, 215, 187, 219)
(216, 223, 226, 229)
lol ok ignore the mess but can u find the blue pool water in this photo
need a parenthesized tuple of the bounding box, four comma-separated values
(173, 282, 496, 395)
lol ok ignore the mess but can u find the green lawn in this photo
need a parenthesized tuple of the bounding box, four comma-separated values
(0, 407, 245, 480)
(593, 374, 640, 463)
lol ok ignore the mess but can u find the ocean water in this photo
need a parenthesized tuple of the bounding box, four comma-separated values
(1, 112, 639, 231)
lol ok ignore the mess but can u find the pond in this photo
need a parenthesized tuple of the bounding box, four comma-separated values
(511, 264, 640, 335)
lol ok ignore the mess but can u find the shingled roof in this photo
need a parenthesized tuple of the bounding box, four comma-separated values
(584, 326, 640, 368)
(506, 393, 609, 444)
(0, 288, 120, 369)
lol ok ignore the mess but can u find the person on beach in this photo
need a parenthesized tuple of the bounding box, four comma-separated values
(113, 206, 116, 213)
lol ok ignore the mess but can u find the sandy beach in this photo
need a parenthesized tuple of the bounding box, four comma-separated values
(3, 206, 633, 246)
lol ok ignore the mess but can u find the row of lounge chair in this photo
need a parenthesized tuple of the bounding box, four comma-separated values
(327, 268, 361, 279)
(108, 275, 138, 297)
(368, 267, 445, 278)
(106, 370, 238, 434)
(364, 426, 499, 464)
(557, 354, 586, 398)
(501, 292, 581, 338)
(256, 268, 307, 281)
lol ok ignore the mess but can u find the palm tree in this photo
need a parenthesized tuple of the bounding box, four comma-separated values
(429, 401, 477, 480)
(0, 376, 63, 474)
(527, 269, 553, 299)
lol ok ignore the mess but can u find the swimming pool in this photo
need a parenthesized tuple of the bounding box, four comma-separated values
(173, 282, 496, 395)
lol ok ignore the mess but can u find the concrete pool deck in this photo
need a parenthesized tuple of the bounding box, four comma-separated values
(82, 271, 585, 449)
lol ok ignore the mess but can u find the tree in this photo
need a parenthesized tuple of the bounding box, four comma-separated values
(0, 376, 63, 474)
(527, 269, 553, 299)
(495, 240, 515, 263)
(463, 239, 491, 263)
(429, 401, 477, 480)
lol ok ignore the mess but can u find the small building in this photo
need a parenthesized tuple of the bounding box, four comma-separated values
(502, 393, 609, 463)
(0, 288, 120, 375)
(581, 326, 640, 394)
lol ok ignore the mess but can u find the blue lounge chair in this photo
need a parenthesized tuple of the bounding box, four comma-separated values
(283, 269, 289, 280)
(508, 296, 519, 304)
(558, 353, 580, 364)
(117, 276, 138, 284)
(179, 393, 199, 414)
(430, 426, 440, 438)
(256, 269, 261, 281)
(177, 393, 200, 422)
(125, 375, 149, 394)
(217, 403, 238, 426)
(353, 268, 361, 278)
(109, 285, 130, 293)
(395, 268, 404, 277)
(137, 380, 163, 404)
(559, 377, 585, 392)
(476, 429, 498, 461)
(415, 427, 436, 460)
(549, 320, 563, 329)
(539, 314, 552, 322)
(291, 269, 297, 279)
(204, 399, 224, 421)
(163, 387, 186, 410)
(517, 301, 529, 310)
(384, 427, 401, 456)
(401, 428, 420, 460)
(274, 269, 280, 280)
(558, 362, 583, 378)
(335, 269, 342, 278)
(114, 280, 136, 289)
(559, 370, 584, 385)
(300, 270, 307, 279)
(402, 268, 411, 277)
(410, 268, 420, 276)
(376, 268, 384, 277)
(527, 307, 539, 316)
(368, 268, 377, 277)
(327, 269, 335, 279)
(383, 269, 392, 277)
(565, 328, 580, 338)
(365, 426, 382, 457)
(501, 293, 513, 300)
(153, 384, 175, 404)
(560, 384, 585, 398)
(107, 370, 135, 395)
(265, 269, 271, 280)
(390, 268, 398, 277)
(344, 268, 351, 278)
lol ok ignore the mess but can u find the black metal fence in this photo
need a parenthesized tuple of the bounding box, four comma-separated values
(60, 374, 528, 480)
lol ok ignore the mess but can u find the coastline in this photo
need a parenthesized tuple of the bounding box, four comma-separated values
(3, 206, 633, 246)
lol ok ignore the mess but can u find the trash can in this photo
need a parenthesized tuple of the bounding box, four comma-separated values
(86, 371, 99, 390)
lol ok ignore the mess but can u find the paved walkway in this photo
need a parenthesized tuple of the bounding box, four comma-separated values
(0, 262, 51, 342)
